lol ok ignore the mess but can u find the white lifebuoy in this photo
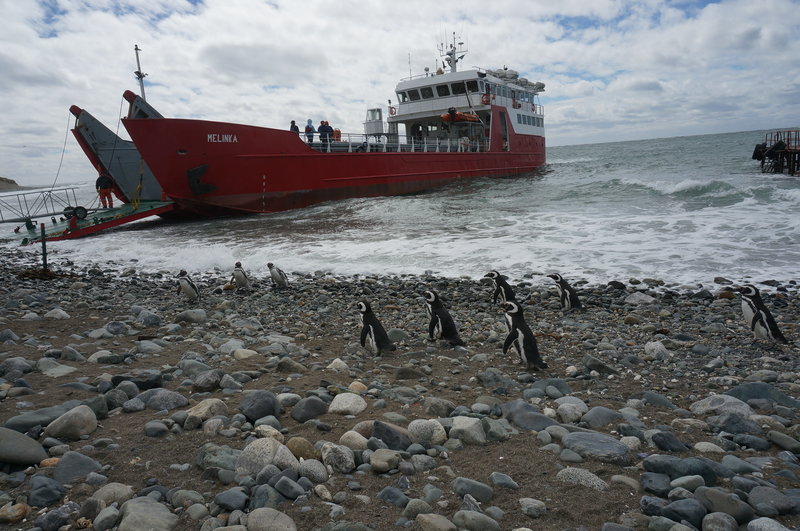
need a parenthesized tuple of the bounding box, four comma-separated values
(481, 94, 490, 105)
(389, 106, 397, 116)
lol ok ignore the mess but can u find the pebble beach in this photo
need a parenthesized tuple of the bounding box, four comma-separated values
(0, 247, 798, 531)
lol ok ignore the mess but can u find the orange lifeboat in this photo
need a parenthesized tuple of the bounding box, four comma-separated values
(440, 111, 481, 123)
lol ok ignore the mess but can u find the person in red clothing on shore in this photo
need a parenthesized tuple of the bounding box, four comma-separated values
(95, 173, 115, 208)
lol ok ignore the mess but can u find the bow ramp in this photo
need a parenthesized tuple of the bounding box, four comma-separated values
(0, 187, 175, 245)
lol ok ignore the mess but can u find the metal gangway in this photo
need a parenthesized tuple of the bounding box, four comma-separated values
(0, 187, 89, 229)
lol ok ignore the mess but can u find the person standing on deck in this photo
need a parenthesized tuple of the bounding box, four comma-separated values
(304, 119, 315, 143)
(95, 172, 115, 208)
(290, 120, 300, 134)
(318, 120, 333, 149)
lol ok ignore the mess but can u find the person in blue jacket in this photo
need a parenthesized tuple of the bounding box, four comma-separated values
(304, 119, 315, 143)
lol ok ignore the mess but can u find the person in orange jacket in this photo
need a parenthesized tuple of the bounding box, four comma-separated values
(95, 173, 115, 208)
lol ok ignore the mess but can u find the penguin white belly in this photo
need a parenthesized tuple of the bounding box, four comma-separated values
(433, 318, 442, 339)
(233, 271, 249, 289)
(514, 327, 526, 364)
(741, 300, 756, 328)
(179, 280, 197, 299)
(366, 325, 378, 353)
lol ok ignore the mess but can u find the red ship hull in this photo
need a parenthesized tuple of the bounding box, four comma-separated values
(122, 112, 545, 215)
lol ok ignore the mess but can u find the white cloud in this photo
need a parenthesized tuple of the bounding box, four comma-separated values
(0, 0, 798, 185)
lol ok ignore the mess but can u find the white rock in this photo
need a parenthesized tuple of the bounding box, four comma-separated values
(44, 309, 70, 320)
(339, 430, 368, 451)
(619, 436, 641, 451)
(449, 416, 486, 445)
(232, 348, 258, 360)
(625, 292, 656, 305)
(326, 358, 349, 370)
(693, 441, 726, 453)
(246, 508, 297, 530)
(328, 393, 367, 416)
(408, 419, 447, 446)
(557, 403, 583, 424)
(556, 467, 609, 491)
(43, 405, 97, 441)
(254, 425, 285, 442)
(235, 437, 299, 475)
(689, 394, 753, 417)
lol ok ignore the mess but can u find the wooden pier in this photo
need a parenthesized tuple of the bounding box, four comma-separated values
(753, 130, 799, 175)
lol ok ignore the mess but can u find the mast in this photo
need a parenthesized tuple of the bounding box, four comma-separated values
(438, 32, 467, 73)
(134, 44, 147, 101)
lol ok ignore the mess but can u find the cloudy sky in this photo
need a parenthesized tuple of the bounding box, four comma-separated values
(2, 0, 798, 186)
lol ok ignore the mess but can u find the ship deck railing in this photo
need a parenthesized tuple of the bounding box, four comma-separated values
(307, 135, 489, 154)
(0, 187, 82, 223)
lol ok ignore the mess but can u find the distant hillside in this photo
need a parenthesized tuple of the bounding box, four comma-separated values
(0, 177, 28, 192)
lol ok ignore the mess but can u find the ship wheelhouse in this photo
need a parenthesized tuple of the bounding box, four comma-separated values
(387, 67, 545, 152)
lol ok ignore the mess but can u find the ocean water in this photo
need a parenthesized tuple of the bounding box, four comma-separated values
(3, 129, 798, 288)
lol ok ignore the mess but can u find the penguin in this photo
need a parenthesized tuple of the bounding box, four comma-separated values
(501, 301, 548, 371)
(484, 270, 516, 304)
(423, 290, 465, 346)
(739, 285, 788, 344)
(176, 270, 201, 302)
(267, 262, 289, 289)
(357, 300, 396, 355)
(547, 273, 582, 311)
(231, 261, 251, 291)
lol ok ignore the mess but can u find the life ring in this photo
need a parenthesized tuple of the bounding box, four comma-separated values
(481, 94, 490, 105)
(389, 106, 397, 116)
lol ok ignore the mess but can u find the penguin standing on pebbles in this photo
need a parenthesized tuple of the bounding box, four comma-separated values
(176, 270, 200, 302)
(739, 285, 788, 344)
(501, 301, 548, 371)
(357, 301, 396, 356)
(547, 273, 582, 311)
(267, 262, 289, 289)
(484, 270, 516, 304)
(231, 262, 251, 291)
(423, 290, 465, 346)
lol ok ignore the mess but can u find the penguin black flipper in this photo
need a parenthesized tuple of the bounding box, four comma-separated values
(566, 284, 583, 310)
(360, 323, 369, 348)
(502, 328, 519, 356)
(752, 309, 788, 344)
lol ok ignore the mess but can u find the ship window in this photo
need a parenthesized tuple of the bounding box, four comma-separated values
(478, 80, 485, 93)
(451, 83, 466, 95)
(466, 80, 479, 92)
(397, 92, 408, 103)
(407, 89, 421, 101)
(436, 84, 450, 97)
(517, 114, 522, 124)
(421, 86, 434, 99)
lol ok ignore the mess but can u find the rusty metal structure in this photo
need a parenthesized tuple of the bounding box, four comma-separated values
(752, 130, 800, 175)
